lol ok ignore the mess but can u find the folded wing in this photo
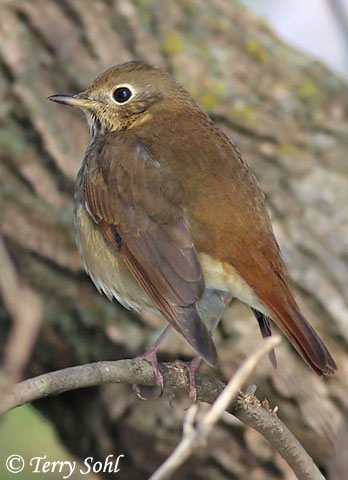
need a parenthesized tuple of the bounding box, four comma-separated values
(83, 133, 217, 366)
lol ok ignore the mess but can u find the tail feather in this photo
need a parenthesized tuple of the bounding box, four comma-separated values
(251, 308, 277, 368)
(175, 305, 218, 368)
(269, 302, 336, 375)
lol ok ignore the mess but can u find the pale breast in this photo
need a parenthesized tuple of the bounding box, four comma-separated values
(75, 204, 266, 318)
(75, 204, 154, 313)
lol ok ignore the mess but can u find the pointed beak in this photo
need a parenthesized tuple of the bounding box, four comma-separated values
(47, 93, 95, 109)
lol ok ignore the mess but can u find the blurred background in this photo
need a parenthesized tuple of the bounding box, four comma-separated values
(242, 0, 348, 78)
(0, 1, 347, 479)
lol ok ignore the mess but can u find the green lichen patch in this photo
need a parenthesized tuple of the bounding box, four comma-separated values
(232, 102, 258, 126)
(191, 80, 225, 111)
(295, 79, 321, 104)
(245, 38, 269, 63)
(162, 32, 186, 55)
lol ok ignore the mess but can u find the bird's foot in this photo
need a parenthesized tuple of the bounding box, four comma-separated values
(174, 355, 202, 403)
(132, 325, 171, 400)
(133, 348, 164, 400)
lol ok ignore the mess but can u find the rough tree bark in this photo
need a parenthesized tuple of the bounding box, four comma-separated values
(0, 0, 347, 479)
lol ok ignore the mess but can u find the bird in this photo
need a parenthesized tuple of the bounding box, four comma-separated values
(48, 61, 336, 390)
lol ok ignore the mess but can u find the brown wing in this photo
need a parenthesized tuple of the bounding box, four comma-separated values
(83, 133, 217, 366)
(134, 112, 337, 375)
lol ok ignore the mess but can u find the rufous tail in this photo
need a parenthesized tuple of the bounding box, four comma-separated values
(268, 301, 336, 375)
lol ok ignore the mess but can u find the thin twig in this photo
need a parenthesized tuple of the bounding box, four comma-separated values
(234, 395, 324, 480)
(149, 336, 282, 480)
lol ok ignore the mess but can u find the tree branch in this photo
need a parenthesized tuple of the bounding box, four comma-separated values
(0, 358, 224, 414)
(0, 336, 324, 480)
(149, 336, 282, 480)
(235, 395, 324, 480)
(0, 235, 42, 384)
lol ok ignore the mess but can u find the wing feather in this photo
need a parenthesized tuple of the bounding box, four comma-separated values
(83, 133, 217, 366)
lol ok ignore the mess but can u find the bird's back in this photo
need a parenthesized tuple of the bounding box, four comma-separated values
(135, 108, 283, 292)
(134, 109, 336, 375)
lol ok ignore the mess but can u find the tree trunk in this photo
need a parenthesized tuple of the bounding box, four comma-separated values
(0, 0, 347, 478)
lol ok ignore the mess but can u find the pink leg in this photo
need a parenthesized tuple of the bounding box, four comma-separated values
(133, 324, 171, 400)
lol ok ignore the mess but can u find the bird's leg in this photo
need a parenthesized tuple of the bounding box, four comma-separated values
(187, 292, 233, 402)
(186, 355, 203, 401)
(133, 324, 172, 400)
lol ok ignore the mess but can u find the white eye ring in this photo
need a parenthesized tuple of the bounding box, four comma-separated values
(111, 84, 135, 104)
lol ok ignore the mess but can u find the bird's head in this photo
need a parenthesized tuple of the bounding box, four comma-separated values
(48, 61, 198, 139)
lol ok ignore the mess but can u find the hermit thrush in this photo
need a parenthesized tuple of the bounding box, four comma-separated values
(49, 61, 336, 378)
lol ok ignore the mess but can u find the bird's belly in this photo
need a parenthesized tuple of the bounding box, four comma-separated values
(198, 252, 266, 314)
(75, 205, 154, 313)
(75, 205, 266, 316)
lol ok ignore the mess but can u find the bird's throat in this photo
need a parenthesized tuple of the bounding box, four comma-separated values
(85, 110, 103, 140)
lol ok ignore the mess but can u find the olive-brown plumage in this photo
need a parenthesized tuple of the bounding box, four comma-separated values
(49, 61, 336, 375)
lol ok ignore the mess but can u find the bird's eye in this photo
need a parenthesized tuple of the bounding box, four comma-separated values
(112, 86, 133, 104)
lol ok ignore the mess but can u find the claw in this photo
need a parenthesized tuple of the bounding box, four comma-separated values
(132, 383, 148, 401)
(133, 349, 164, 399)
(174, 356, 202, 403)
